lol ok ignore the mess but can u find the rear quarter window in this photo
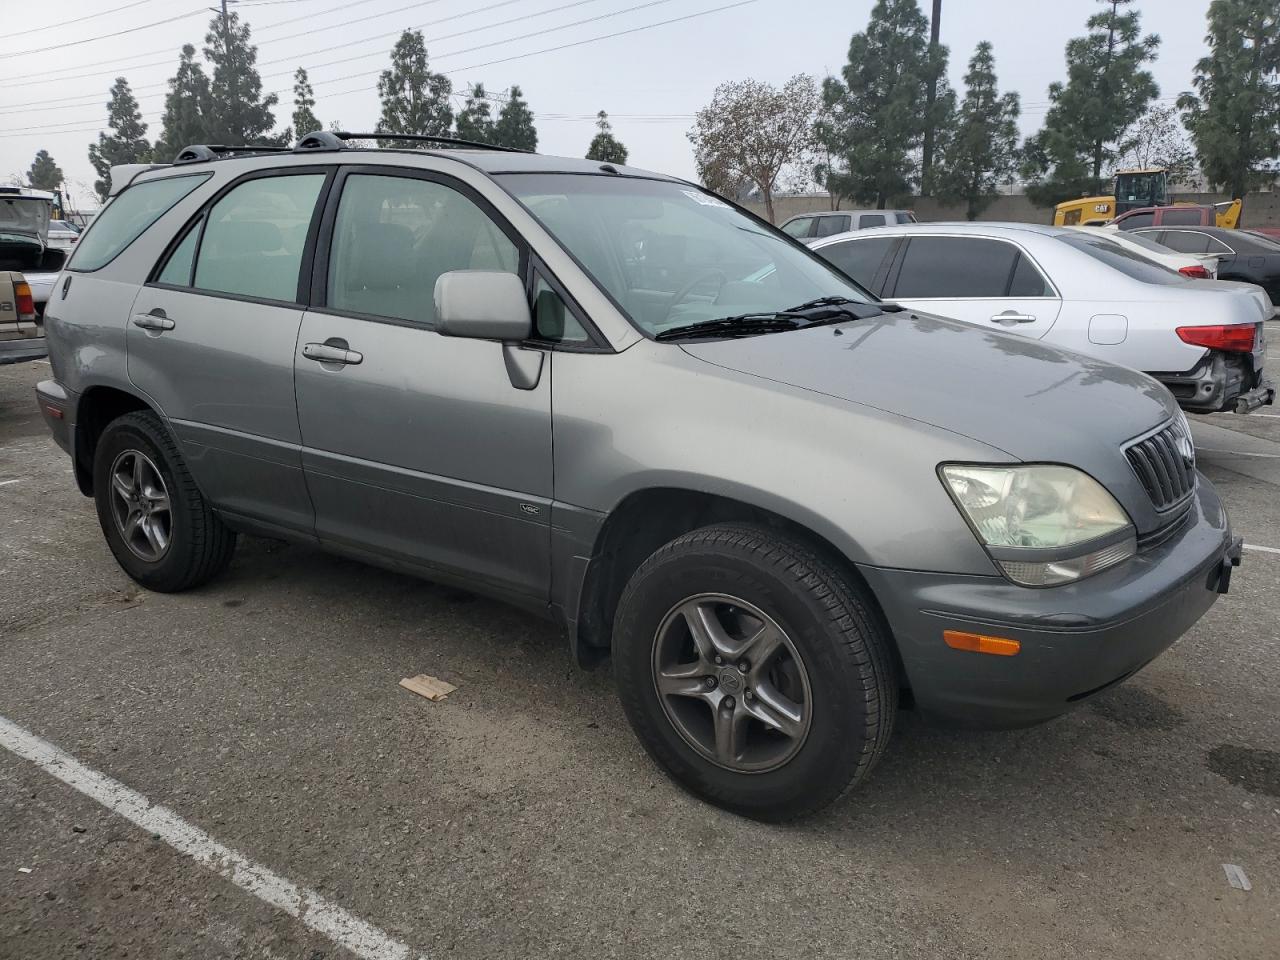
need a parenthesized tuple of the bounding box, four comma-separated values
(70, 175, 209, 272)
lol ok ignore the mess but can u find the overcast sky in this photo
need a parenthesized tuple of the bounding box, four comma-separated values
(0, 0, 1216, 209)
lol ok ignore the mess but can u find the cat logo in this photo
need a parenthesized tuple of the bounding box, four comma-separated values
(519, 503, 541, 516)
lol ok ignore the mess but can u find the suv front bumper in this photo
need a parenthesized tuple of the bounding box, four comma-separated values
(859, 475, 1234, 728)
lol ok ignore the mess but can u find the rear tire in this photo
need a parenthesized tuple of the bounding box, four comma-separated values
(93, 410, 236, 592)
(613, 523, 897, 821)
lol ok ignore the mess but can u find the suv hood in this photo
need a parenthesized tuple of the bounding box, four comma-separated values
(679, 310, 1179, 463)
(0, 196, 50, 243)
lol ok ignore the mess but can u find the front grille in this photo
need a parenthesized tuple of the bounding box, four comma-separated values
(1125, 418, 1196, 511)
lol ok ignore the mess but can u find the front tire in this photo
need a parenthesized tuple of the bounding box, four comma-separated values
(613, 523, 897, 821)
(93, 410, 236, 592)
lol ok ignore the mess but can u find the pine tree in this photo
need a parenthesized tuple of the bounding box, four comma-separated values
(1023, 0, 1160, 205)
(934, 42, 1021, 220)
(492, 86, 537, 151)
(377, 30, 452, 146)
(203, 11, 279, 144)
(1179, 0, 1280, 201)
(291, 67, 321, 140)
(28, 151, 63, 191)
(815, 0, 941, 208)
(585, 111, 629, 164)
(154, 44, 212, 161)
(454, 84, 496, 143)
(87, 77, 152, 202)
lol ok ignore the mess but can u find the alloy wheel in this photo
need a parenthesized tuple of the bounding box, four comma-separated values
(108, 449, 172, 562)
(651, 593, 812, 773)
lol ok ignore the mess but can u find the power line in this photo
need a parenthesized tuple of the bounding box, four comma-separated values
(0, 0, 393, 83)
(0, 1, 751, 139)
(0, 7, 209, 60)
(1, 0, 676, 116)
(1, 0, 152, 40)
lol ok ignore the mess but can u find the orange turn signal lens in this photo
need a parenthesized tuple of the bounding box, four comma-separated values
(943, 630, 1021, 656)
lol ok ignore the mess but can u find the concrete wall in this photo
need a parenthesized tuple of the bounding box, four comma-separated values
(742, 191, 1280, 227)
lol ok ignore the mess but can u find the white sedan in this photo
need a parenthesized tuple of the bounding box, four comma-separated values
(1076, 226, 1218, 278)
(809, 222, 1274, 414)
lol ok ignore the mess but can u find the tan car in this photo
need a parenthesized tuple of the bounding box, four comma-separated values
(0, 270, 46, 363)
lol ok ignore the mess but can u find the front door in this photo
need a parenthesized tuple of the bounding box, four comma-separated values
(128, 170, 330, 533)
(294, 168, 553, 600)
(884, 235, 1062, 339)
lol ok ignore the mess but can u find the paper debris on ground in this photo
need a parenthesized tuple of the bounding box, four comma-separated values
(1223, 863, 1251, 891)
(17, 867, 31, 874)
(399, 674, 457, 702)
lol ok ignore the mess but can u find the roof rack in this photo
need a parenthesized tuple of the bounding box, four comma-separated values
(293, 130, 531, 154)
(172, 144, 292, 165)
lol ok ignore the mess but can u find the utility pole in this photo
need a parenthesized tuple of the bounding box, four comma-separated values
(920, 0, 942, 194)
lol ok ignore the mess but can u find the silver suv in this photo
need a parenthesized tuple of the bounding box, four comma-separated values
(36, 135, 1241, 820)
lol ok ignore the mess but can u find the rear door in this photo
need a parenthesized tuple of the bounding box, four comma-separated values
(128, 168, 330, 533)
(882, 235, 1062, 339)
(294, 166, 553, 601)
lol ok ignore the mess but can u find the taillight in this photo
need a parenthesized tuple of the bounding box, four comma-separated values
(1176, 324, 1256, 352)
(14, 280, 35, 321)
(1178, 265, 1211, 279)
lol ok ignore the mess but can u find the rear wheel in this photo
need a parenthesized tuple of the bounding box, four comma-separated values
(613, 523, 897, 821)
(93, 411, 236, 592)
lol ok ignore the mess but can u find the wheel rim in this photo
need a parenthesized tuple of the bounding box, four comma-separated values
(108, 449, 172, 562)
(651, 593, 812, 773)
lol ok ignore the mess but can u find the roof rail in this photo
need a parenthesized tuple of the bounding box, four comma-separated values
(172, 143, 291, 165)
(322, 131, 531, 154)
(294, 130, 349, 152)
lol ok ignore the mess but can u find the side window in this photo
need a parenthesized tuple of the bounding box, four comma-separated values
(1008, 253, 1052, 296)
(155, 217, 201, 286)
(813, 215, 850, 237)
(818, 237, 895, 291)
(896, 212, 917, 224)
(892, 237, 1019, 298)
(1203, 236, 1234, 255)
(193, 174, 325, 302)
(533, 275, 589, 344)
(781, 217, 813, 239)
(1116, 212, 1154, 230)
(1159, 231, 1212, 255)
(327, 174, 519, 325)
(1159, 208, 1205, 226)
(859, 214, 887, 229)
(70, 174, 210, 272)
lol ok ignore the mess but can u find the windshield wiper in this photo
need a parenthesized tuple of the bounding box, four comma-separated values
(779, 297, 905, 322)
(655, 314, 799, 341)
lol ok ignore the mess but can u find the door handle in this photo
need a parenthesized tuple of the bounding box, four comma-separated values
(303, 340, 363, 365)
(990, 310, 1036, 324)
(132, 308, 174, 331)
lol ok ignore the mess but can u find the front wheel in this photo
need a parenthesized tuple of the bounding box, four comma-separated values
(612, 524, 898, 821)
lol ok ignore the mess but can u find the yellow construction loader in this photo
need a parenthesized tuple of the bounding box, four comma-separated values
(1053, 168, 1241, 228)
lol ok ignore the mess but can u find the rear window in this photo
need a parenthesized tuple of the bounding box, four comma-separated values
(895, 212, 916, 224)
(1115, 211, 1154, 230)
(1159, 208, 1205, 226)
(71, 175, 209, 272)
(1058, 234, 1187, 285)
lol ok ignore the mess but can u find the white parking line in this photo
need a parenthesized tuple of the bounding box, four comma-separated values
(0, 478, 27, 487)
(0, 715, 424, 960)
(1244, 543, 1280, 556)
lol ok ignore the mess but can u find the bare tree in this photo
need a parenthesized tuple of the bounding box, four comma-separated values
(687, 75, 819, 223)
(1113, 105, 1197, 187)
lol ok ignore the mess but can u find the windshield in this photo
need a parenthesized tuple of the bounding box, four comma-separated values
(1115, 172, 1167, 205)
(498, 173, 874, 337)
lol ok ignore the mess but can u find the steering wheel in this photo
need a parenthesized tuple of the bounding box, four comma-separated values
(664, 270, 727, 321)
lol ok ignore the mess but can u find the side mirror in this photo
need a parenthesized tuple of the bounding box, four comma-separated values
(434, 270, 531, 341)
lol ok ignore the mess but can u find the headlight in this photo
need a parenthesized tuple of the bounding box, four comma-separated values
(941, 464, 1135, 586)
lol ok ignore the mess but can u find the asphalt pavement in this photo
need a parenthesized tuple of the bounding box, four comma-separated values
(1, 355, 1278, 960)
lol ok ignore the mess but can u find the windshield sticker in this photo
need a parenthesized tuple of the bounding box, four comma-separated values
(682, 189, 730, 209)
